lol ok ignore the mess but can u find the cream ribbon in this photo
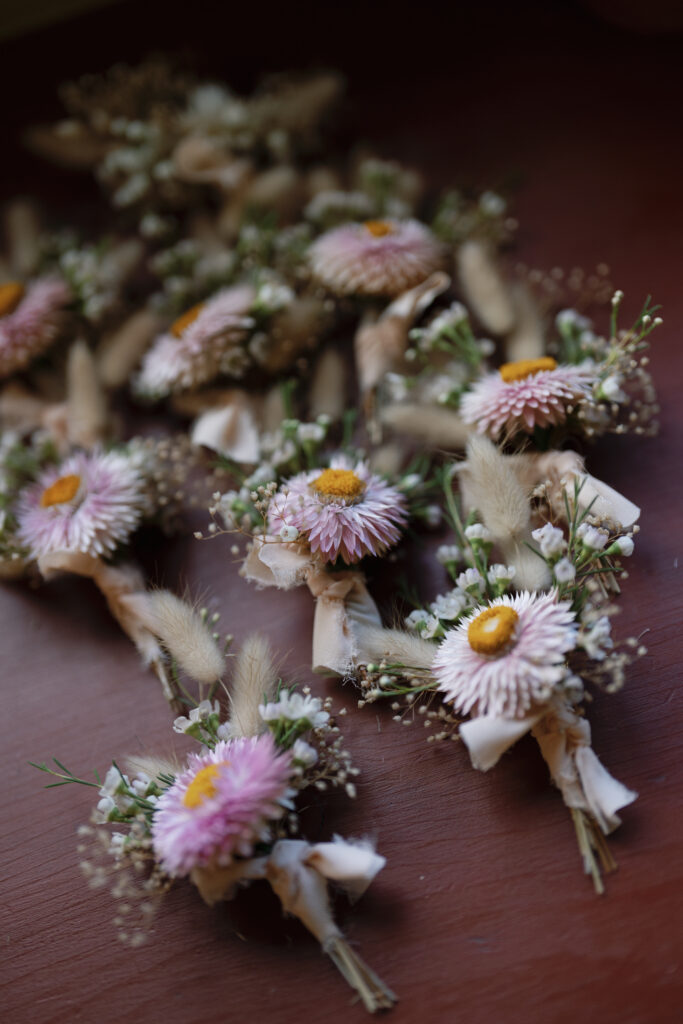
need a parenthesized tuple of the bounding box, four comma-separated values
(515, 450, 641, 529)
(459, 699, 636, 834)
(190, 836, 384, 925)
(189, 836, 393, 1010)
(191, 389, 262, 463)
(37, 550, 162, 665)
(354, 271, 451, 396)
(241, 537, 382, 675)
(532, 702, 637, 833)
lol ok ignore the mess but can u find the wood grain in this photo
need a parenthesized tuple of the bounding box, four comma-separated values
(1, 4, 682, 1022)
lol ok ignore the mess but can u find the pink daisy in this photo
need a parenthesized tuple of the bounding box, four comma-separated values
(269, 458, 407, 565)
(309, 219, 444, 297)
(151, 734, 293, 877)
(135, 283, 256, 397)
(460, 357, 593, 438)
(0, 277, 71, 379)
(16, 450, 146, 559)
(432, 591, 578, 719)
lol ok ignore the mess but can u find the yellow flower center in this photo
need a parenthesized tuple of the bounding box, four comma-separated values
(170, 302, 205, 338)
(499, 357, 558, 383)
(363, 220, 394, 238)
(313, 468, 365, 500)
(39, 474, 82, 508)
(0, 281, 25, 318)
(183, 761, 229, 809)
(467, 605, 519, 656)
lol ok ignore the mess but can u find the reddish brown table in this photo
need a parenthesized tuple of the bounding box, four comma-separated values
(2, 4, 682, 1022)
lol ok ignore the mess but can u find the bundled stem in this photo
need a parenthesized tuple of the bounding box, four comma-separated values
(324, 935, 397, 1013)
(571, 808, 617, 895)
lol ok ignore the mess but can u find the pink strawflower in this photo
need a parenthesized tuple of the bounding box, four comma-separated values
(135, 283, 256, 397)
(16, 450, 146, 559)
(269, 458, 407, 564)
(151, 734, 293, 877)
(433, 591, 578, 719)
(0, 277, 71, 379)
(460, 357, 593, 438)
(310, 219, 444, 297)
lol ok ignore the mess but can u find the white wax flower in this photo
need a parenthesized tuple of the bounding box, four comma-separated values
(532, 523, 566, 558)
(577, 523, 609, 551)
(457, 568, 484, 592)
(613, 536, 634, 556)
(436, 544, 462, 565)
(465, 523, 492, 543)
(260, 692, 329, 729)
(553, 557, 576, 583)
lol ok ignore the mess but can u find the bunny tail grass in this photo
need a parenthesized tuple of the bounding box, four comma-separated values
(228, 633, 277, 738)
(356, 624, 435, 671)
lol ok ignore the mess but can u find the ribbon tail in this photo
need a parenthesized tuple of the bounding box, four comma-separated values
(311, 575, 382, 675)
(266, 840, 396, 1012)
(460, 712, 543, 771)
(575, 746, 638, 834)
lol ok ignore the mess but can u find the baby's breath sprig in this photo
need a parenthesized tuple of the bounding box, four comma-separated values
(356, 661, 461, 743)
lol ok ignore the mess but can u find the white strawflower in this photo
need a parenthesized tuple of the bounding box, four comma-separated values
(433, 592, 578, 718)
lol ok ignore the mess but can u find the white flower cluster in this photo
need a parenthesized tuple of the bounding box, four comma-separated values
(172, 699, 220, 736)
(577, 522, 609, 552)
(93, 765, 157, 824)
(578, 613, 613, 661)
(259, 691, 330, 730)
(252, 276, 295, 315)
(436, 544, 462, 567)
(464, 523, 492, 545)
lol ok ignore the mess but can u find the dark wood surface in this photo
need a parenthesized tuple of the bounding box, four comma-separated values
(2, 4, 682, 1022)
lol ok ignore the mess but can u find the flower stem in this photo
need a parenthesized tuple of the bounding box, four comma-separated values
(570, 807, 617, 895)
(323, 934, 397, 1013)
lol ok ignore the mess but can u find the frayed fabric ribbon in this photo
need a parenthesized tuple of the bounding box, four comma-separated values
(191, 837, 395, 1012)
(191, 389, 261, 463)
(354, 272, 451, 396)
(37, 550, 163, 665)
(241, 537, 382, 674)
(518, 450, 641, 529)
(460, 700, 636, 834)
(532, 702, 637, 834)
